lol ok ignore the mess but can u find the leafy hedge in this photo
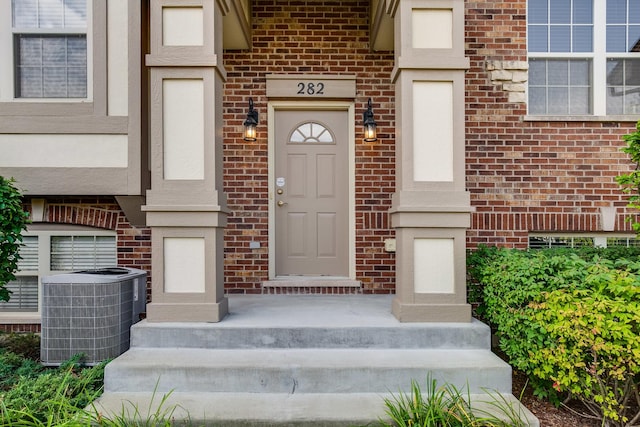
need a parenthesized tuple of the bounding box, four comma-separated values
(468, 247, 640, 426)
(615, 121, 640, 233)
(0, 176, 29, 302)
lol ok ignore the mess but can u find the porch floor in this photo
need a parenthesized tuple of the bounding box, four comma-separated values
(218, 293, 397, 326)
(94, 295, 539, 426)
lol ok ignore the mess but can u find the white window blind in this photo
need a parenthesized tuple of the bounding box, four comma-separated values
(0, 276, 39, 312)
(11, 0, 87, 98)
(0, 230, 117, 317)
(50, 235, 117, 271)
(17, 235, 39, 271)
(0, 236, 39, 312)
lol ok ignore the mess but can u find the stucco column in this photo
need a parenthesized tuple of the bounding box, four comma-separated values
(390, 0, 472, 322)
(143, 0, 228, 322)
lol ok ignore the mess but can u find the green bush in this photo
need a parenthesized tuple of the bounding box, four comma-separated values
(468, 247, 640, 426)
(616, 120, 640, 233)
(0, 355, 105, 425)
(0, 176, 29, 302)
(467, 246, 640, 321)
(0, 332, 40, 360)
(467, 247, 590, 323)
(0, 350, 43, 391)
(527, 263, 640, 426)
(0, 332, 43, 391)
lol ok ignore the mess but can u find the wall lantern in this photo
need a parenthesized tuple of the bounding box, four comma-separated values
(243, 98, 259, 141)
(363, 98, 377, 142)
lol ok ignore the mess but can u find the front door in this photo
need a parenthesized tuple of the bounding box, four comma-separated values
(274, 109, 349, 277)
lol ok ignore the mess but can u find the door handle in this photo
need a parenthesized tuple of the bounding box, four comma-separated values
(277, 200, 288, 207)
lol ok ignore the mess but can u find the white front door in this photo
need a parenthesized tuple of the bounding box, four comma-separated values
(273, 109, 349, 277)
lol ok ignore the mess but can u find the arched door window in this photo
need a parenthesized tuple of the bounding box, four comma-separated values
(289, 122, 335, 144)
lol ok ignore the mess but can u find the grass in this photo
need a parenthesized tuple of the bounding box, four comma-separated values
(86, 381, 199, 427)
(369, 375, 528, 427)
(0, 332, 200, 426)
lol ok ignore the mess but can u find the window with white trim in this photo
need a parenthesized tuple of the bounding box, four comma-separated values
(528, 0, 640, 115)
(12, 0, 87, 98)
(0, 226, 116, 321)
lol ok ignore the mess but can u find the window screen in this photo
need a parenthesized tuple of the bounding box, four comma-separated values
(11, 0, 87, 98)
(529, 235, 640, 248)
(528, 0, 640, 115)
(0, 276, 39, 312)
(51, 235, 117, 270)
(17, 235, 39, 271)
(0, 236, 39, 312)
(0, 231, 117, 316)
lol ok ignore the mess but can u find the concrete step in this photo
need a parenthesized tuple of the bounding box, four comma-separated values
(96, 296, 539, 426)
(130, 295, 491, 350)
(93, 391, 540, 427)
(130, 321, 491, 350)
(104, 347, 512, 394)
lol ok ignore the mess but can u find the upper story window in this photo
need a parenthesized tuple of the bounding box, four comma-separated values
(11, 0, 88, 98)
(528, 0, 640, 116)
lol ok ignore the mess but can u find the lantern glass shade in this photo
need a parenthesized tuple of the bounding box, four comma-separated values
(362, 98, 377, 142)
(363, 122, 377, 142)
(244, 122, 257, 141)
(243, 98, 259, 142)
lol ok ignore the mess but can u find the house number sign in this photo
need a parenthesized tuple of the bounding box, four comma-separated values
(297, 82, 325, 95)
(266, 74, 356, 98)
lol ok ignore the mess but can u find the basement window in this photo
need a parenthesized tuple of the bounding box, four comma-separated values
(0, 226, 116, 322)
(529, 234, 640, 249)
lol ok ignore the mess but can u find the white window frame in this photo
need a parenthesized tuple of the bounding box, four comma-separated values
(527, 0, 640, 118)
(0, 224, 116, 324)
(0, 0, 94, 104)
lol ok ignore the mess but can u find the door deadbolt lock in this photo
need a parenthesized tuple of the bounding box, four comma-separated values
(276, 189, 284, 194)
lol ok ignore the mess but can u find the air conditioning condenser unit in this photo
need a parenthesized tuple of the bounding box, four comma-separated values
(41, 267, 147, 366)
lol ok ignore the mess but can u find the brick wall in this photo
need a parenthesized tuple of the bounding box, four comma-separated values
(223, 0, 396, 293)
(465, 0, 638, 248)
(0, 197, 151, 332)
(0, 324, 40, 334)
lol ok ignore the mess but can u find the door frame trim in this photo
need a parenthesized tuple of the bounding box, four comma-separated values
(267, 100, 356, 280)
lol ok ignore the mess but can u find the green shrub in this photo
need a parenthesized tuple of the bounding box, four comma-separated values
(467, 246, 640, 321)
(0, 356, 105, 425)
(0, 176, 29, 302)
(616, 120, 640, 233)
(469, 247, 640, 425)
(468, 247, 590, 326)
(467, 245, 502, 319)
(0, 332, 40, 360)
(526, 264, 640, 426)
(0, 332, 43, 391)
(473, 249, 591, 401)
(0, 350, 43, 391)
